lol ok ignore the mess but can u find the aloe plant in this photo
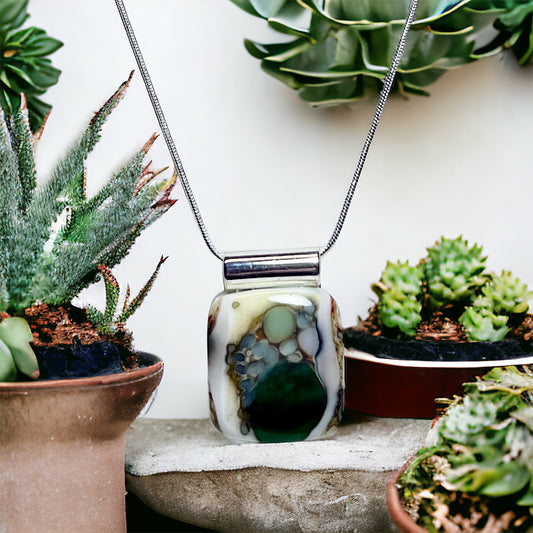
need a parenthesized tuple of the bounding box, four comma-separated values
(0, 0, 62, 131)
(0, 72, 175, 380)
(228, 0, 533, 106)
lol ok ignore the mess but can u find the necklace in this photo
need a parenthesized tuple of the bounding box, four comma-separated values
(115, 0, 419, 443)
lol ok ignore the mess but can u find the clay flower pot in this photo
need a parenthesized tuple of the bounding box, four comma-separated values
(345, 346, 533, 418)
(0, 352, 163, 533)
(387, 461, 427, 533)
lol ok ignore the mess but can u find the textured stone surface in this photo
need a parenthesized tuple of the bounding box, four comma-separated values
(125, 414, 431, 532)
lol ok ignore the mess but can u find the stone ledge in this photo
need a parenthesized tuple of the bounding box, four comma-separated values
(125, 415, 431, 532)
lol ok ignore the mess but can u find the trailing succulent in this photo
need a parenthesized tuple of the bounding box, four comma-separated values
(368, 236, 532, 343)
(0, 0, 62, 131)
(398, 366, 533, 532)
(0, 72, 175, 381)
(227, 0, 533, 106)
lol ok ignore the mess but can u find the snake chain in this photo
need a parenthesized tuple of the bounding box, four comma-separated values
(114, 0, 419, 260)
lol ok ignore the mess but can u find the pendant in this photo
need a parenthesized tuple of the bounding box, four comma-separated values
(208, 250, 344, 443)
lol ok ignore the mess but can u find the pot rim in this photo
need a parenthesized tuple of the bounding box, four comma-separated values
(0, 352, 163, 392)
(345, 348, 533, 369)
(387, 459, 428, 533)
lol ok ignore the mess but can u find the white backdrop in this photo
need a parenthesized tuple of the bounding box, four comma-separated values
(30, 0, 533, 418)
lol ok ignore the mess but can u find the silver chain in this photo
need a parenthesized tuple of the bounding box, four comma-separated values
(114, 0, 419, 261)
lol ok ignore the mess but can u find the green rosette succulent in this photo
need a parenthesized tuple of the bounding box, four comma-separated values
(459, 302, 510, 341)
(482, 270, 533, 314)
(228, 0, 533, 106)
(0, 0, 62, 131)
(372, 260, 423, 336)
(422, 236, 487, 309)
(459, 271, 532, 341)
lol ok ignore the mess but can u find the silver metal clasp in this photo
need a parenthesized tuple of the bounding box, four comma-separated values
(223, 249, 320, 291)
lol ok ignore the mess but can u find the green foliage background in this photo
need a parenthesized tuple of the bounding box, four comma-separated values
(228, 0, 533, 106)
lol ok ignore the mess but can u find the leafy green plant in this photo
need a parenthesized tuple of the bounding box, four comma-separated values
(227, 0, 533, 106)
(370, 236, 531, 341)
(86, 258, 168, 334)
(0, 0, 62, 131)
(0, 72, 175, 380)
(398, 366, 533, 532)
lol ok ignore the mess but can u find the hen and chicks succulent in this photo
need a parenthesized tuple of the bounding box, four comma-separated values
(369, 236, 532, 343)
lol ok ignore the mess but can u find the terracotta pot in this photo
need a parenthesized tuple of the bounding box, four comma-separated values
(387, 461, 428, 533)
(0, 352, 163, 533)
(345, 349, 533, 418)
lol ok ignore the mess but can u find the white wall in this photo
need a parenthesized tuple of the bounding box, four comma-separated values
(30, 0, 533, 418)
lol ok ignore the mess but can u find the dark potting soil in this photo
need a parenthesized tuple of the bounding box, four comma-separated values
(343, 328, 533, 362)
(33, 338, 136, 380)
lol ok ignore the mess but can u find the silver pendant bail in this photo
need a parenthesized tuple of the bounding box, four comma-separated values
(223, 249, 320, 291)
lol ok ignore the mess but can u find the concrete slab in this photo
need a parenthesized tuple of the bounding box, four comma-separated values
(125, 414, 431, 532)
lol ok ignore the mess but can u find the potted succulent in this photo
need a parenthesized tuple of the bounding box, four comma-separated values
(388, 365, 533, 532)
(343, 236, 533, 417)
(0, 72, 175, 532)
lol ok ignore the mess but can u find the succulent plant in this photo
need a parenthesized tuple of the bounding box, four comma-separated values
(228, 0, 533, 106)
(366, 236, 532, 343)
(422, 236, 487, 309)
(458, 271, 532, 341)
(86, 258, 168, 334)
(0, 72, 175, 380)
(0, 317, 38, 380)
(459, 303, 510, 341)
(481, 270, 533, 315)
(398, 366, 533, 531)
(0, 0, 62, 131)
(372, 260, 423, 336)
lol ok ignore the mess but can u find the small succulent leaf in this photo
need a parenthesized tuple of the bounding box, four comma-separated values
(97, 265, 120, 325)
(227, 0, 263, 17)
(0, 0, 28, 29)
(117, 256, 168, 324)
(9, 105, 37, 211)
(13, 28, 63, 57)
(268, 4, 313, 37)
(516, 477, 533, 505)
(85, 305, 106, 326)
(0, 317, 39, 379)
(249, 0, 288, 19)
(478, 461, 531, 497)
(0, 337, 17, 382)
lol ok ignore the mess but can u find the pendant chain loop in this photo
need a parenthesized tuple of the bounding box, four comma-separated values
(114, 0, 419, 261)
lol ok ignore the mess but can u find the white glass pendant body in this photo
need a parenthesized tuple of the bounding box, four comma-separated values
(208, 286, 344, 443)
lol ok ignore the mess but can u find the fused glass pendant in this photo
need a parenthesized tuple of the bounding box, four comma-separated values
(208, 251, 344, 443)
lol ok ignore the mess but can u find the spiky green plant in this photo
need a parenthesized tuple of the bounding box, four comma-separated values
(86, 258, 168, 334)
(0, 71, 175, 314)
(458, 271, 533, 341)
(368, 237, 532, 342)
(0, 0, 62, 131)
(228, 0, 533, 106)
(422, 236, 487, 309)
(372, 260, 423, 336)
(481, 270, 533, 314)
(459, 303, 510, 341)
